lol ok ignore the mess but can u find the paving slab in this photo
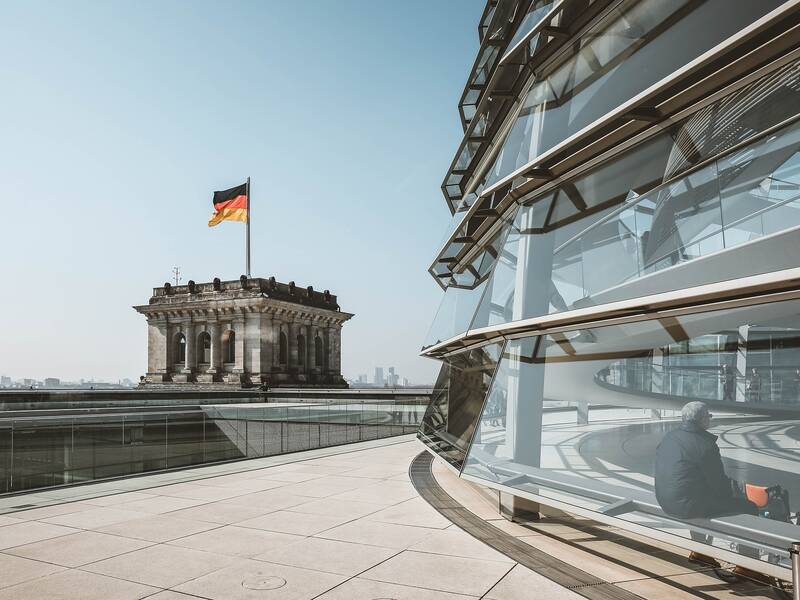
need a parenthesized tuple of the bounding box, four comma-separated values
(314, 577, 478, 599)
(5, 530, 151, 567)
(0, 521, 80, 550)
(0, 568, 158, 600)
(0, 553, 66, 589)
(82, 543, 235, 588)
(236, 509, 353, 536)
(167, 524, 303, 558)
(95, 513, 219, 542)
(316, 519, 438, 549)
(255, 536, 399, 576)
(360, 549, 514, 597)
(174, 558, 347, 600)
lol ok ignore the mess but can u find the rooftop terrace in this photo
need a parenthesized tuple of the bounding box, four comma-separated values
(0, 437, 786, 599)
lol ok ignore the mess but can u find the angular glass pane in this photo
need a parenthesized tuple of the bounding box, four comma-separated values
(471, 195, 553, 328)
(418, 342, 503, 469)
(463, 299, 800, 569)
(505, 0, 556, 58)
(642, 165, 724, 273)
(423, 215, 516, 348)
(720, 121, 800, 247)
(483, 0, 783, 190)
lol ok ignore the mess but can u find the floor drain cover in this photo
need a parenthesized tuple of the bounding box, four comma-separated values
(242, 575, 287, 590)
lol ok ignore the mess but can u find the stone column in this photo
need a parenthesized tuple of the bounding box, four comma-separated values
(207, 321, 220, 375)
(324, 325, 332, 373)
(183, 322, 195, 374)
(244, 312, 262, 382)
(273, 318, 283, 369)
(146, 317, 169, 382)
(262, 314, 274, 375)
(309, 324, 317, 373)
(233, 317, 245, 374)
(305, 322, 313, 374)
(289, 319, 299, 372)
(328, 325, 341, 374)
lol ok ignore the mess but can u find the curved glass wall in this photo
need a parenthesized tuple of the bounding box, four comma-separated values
(471, 61, 800, 330)
(462, 299, 800, 568)
(481, 0, 784, 192)
(425, 0, 800, 578)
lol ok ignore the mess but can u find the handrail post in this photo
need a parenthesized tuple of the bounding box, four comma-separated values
(791, 542, 800, 600)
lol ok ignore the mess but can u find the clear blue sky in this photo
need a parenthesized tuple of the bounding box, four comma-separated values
(0, 0, 484, 383)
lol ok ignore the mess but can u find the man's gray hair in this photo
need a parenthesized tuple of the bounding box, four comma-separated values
(682, 401, 709, 423)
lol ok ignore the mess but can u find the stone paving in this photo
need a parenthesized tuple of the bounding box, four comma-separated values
(0, 436, 784, 599)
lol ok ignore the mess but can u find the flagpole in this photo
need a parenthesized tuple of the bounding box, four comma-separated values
(246, 176, 251, 278)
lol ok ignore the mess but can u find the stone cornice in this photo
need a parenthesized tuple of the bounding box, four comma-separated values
(145, 276, 342, 311)
(133, 295, 353, 325)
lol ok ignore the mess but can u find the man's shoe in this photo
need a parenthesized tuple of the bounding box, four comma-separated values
(688, 551, 722, 568)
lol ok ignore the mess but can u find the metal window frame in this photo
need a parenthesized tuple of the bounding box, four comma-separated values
(442, 0, 620, 215)
(421, 264, 800, 358)
(429, 0, 800, 284)
(429, 22, 800, 284)
(479, 0, 800, 201)
(498, 0, 566, 66)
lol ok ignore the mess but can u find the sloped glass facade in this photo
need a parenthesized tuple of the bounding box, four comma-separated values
(422, 0, 800, 577)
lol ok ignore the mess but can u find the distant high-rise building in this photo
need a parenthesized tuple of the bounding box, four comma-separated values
(374, 367, 384, 387)
(0, 376, 10, 387)
(401, 377, 409, 388)
(388, 367, 397, 387)
(44, 378, 60, 387)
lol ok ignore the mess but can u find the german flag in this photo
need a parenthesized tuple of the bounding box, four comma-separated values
(208, 183, 248, 227)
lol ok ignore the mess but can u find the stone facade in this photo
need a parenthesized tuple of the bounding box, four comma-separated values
(133, 276, 353, 388)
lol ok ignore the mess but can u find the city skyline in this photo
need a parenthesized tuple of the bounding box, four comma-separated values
(0, 1, 484, 383)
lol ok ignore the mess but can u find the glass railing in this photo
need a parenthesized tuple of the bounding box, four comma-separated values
(597, 361, 800, 407)
(550, 118, 800, 307)
(0, 389, 262, 411)
(0, 399, 427, 495)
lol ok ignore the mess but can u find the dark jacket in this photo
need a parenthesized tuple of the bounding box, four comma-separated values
(654, 422, 754, 519)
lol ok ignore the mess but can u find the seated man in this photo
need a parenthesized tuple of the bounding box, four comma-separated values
(655, 401, 758, 566)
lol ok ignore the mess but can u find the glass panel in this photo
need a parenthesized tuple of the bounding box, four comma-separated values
(203, 407, 241, 462)
(71, 415, 126, 483)
(471, 65, 800, 330)
(423, 215, 516, 348)
(463, 299, 800, 569)
(505, 0, 556, 57)
(11, 417, 75, 490)
(720, 124, 800, 247)
(418, 343, 503, 469)
(0, 422, 11, 493)
(483, 0, 783, 190)
(166, 411, 207, 468)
